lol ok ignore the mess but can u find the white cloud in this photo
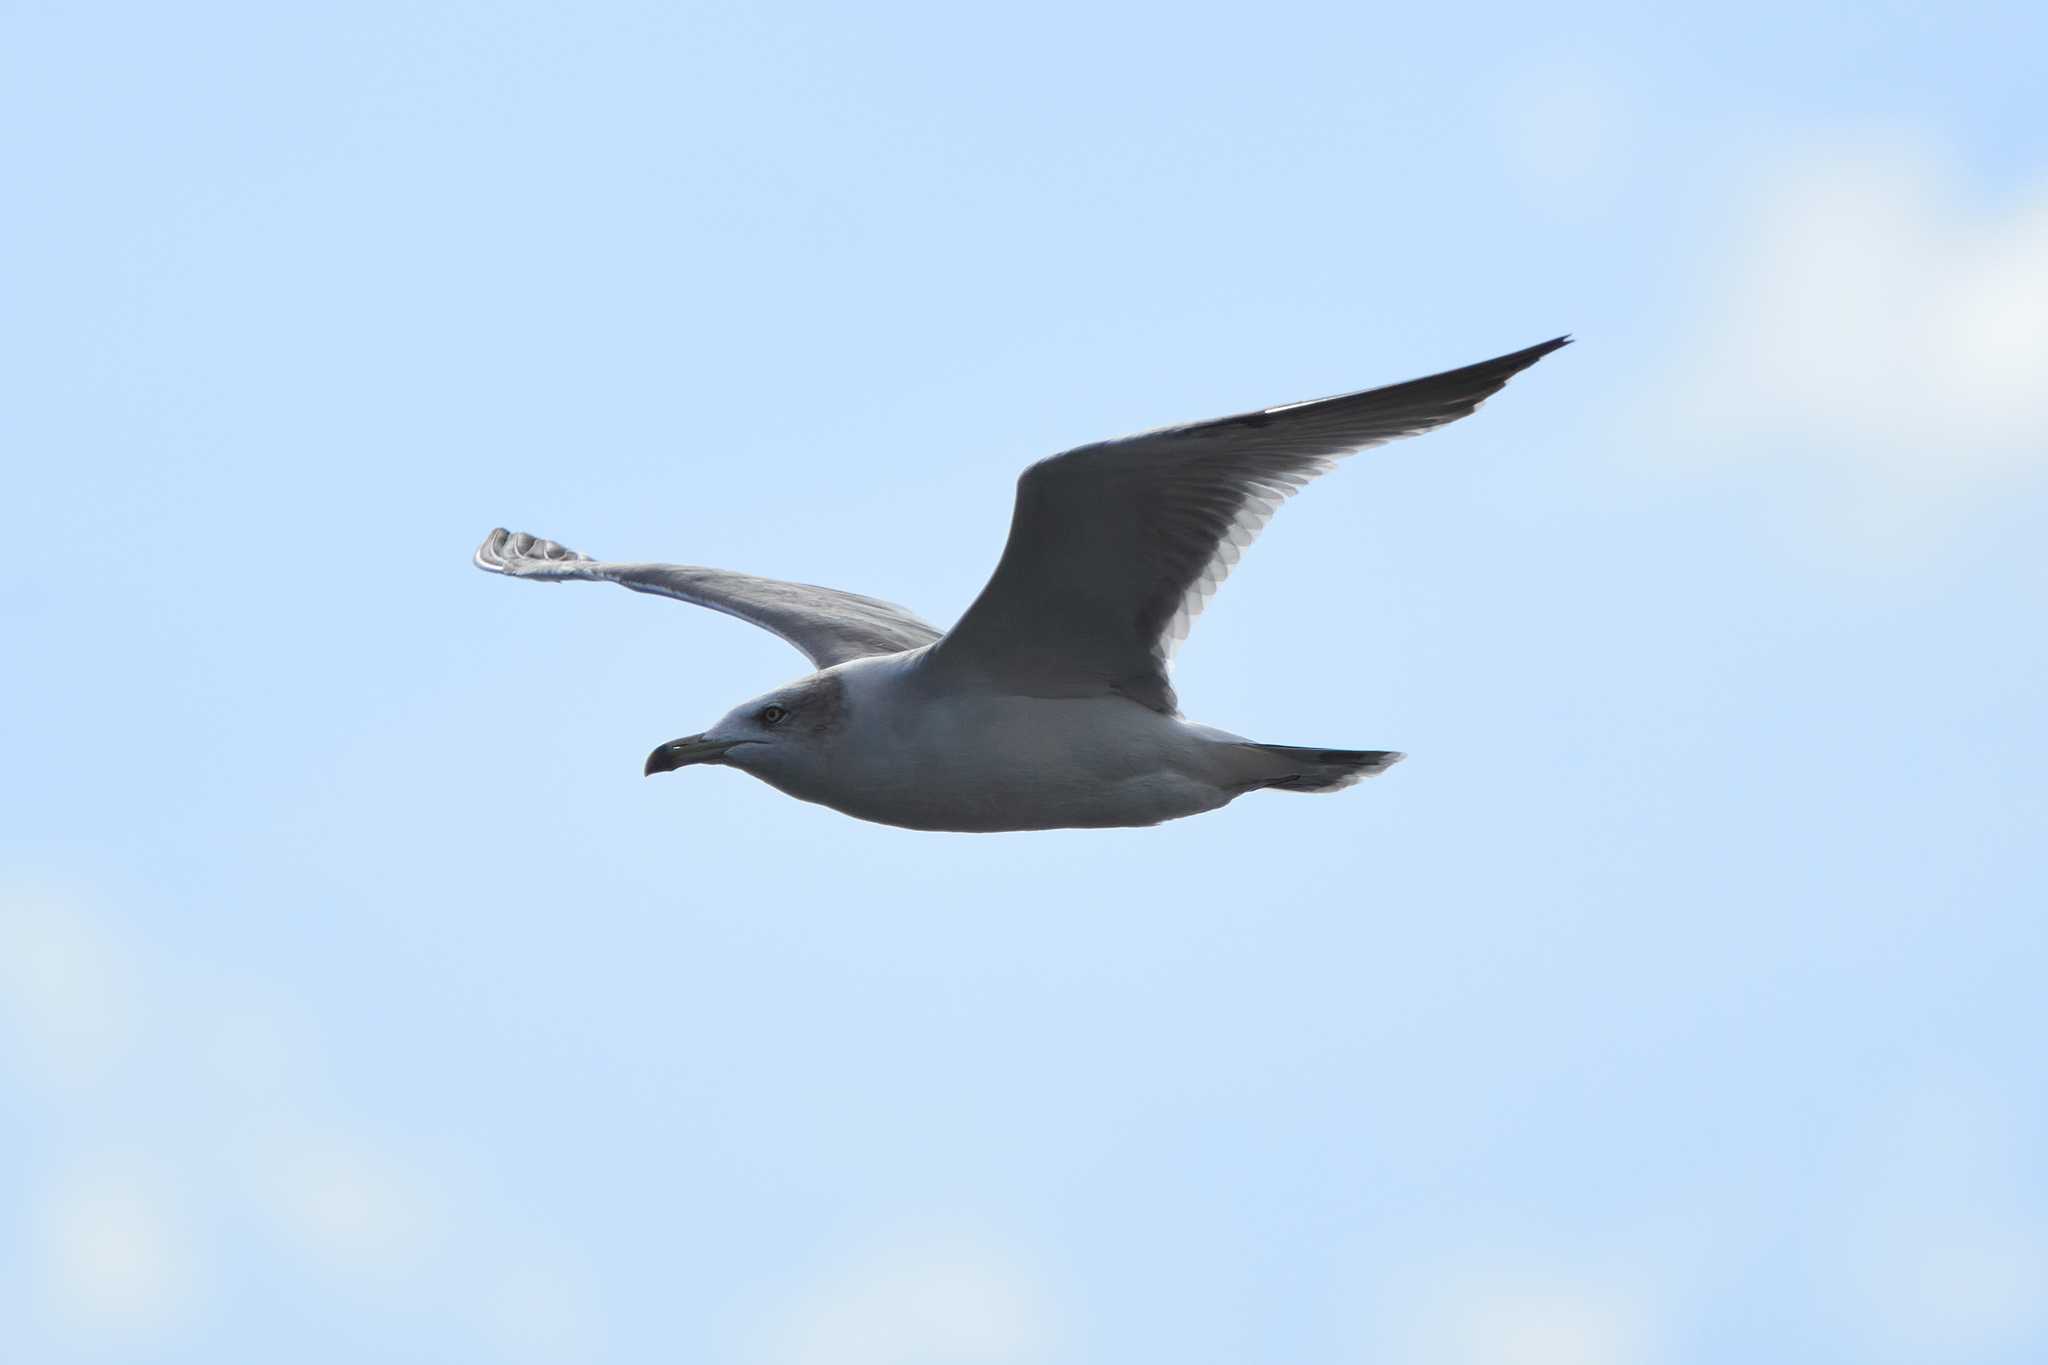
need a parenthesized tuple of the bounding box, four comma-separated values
(1355, 1254, 1660, 1365)
(36, 1157, 203, 1342)
(1441, 1276, 1647, 1365)
(1667, 135, 2048, 526)
(3, 886, 584, 1362)
(0, 892, 138, 1085)
(762, 1234, 1057, 1365)
(255, 1133, 440, 1281)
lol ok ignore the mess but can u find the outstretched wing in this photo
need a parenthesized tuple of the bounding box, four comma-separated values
(926, 337, 1570, 713)
(474, 529, 943, 669)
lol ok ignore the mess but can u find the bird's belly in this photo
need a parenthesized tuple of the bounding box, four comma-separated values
(791, 694, 1238, 832)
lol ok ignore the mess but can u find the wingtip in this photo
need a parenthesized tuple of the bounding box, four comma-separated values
(473, 527, 511, 572)
(474, 529, 598, 578)
(1487, 334, 1573, 381)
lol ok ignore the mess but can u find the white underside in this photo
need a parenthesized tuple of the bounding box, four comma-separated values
(753, 654, 1261, 832)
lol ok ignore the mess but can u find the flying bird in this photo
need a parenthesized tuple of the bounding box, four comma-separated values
(475, 337, 1568, 831)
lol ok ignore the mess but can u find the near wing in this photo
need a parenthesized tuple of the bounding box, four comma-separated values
(474, 528, 943, 670)
(926, 336, 1571, 713)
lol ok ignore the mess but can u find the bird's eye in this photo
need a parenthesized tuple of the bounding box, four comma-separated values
(760, 704, 788, 725)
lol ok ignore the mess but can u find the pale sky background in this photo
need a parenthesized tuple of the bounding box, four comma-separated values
(4, 3, 2045, 1363)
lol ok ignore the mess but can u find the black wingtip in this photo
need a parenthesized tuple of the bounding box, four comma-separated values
(1474, 334, 1574, 385)
(1417, 335, 1572, 399)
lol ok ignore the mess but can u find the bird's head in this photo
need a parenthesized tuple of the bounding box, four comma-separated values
(643, 672, 846, 783)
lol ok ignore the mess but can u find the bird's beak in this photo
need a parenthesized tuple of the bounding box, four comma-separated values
(644, 735, 743, 776)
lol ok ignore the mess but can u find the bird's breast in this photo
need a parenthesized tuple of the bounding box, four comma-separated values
(779, 676, 1231, 831)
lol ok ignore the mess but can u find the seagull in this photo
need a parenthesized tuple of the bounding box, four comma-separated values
(475, 337, 1568, 831)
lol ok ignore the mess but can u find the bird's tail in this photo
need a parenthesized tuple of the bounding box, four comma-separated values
(1233, 743, 1405, 794)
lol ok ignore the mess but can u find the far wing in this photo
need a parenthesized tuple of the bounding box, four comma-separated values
(926, 337, 1570, 712)
(474, 528, 942, 669)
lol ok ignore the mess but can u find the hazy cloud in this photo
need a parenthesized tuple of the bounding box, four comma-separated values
(0, 893, 138, 1085)
(762, 1234, 1057, 1365)
(1665, 135, 2048, 534)
(1, 887, 594, 1360)
(255, 1133, 441, 1281)
(1356, 1253, 1660, 1365)
(35, 1156, 203, 1344)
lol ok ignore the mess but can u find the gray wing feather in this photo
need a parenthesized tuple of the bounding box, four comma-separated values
(474, 529, 942, 669)
(928, 337, 1571, 712)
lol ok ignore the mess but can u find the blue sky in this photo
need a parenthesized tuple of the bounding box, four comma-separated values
(4, 2, 2045, 1362)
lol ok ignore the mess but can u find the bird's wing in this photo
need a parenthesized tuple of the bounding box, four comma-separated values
(926, 337, 1570, 713)
(474, 528, 943, 669)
